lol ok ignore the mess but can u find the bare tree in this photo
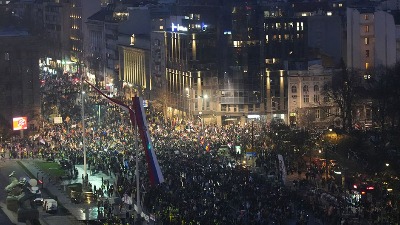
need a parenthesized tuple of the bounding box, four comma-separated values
(322, 60, 361, 132)
(366, 63, 400, 133)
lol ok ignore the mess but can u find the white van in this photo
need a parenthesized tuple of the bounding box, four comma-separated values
(31, 186, 43, 206)
(43, 199, 58, 213)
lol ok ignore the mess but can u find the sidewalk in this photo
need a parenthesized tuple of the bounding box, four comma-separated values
(19, 160, 115, 224)
(19, 159, 155, 225)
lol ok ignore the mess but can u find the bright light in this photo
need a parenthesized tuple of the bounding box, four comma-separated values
(204, 94, 208, 99)
(386, 163, 390, 167)
(247, 115, 260, 119)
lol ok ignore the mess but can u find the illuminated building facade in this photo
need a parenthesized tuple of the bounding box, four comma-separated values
(163, 18, 218, 123)
(159, 0, 265, 126)
(219, 0, 263, 125)
(261, 16, 308, 69)
(119, 34, 150, 99)
(262, 69, 288, 123)
(287, 65, 336, 128)
(346, 7, 396, 71)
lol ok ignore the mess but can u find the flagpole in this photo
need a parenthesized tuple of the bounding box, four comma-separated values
(81, 76, 87, 182)
(133, 97, 142, 221)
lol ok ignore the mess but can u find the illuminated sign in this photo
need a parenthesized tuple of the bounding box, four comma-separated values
(171, 23, 188, 32)
(54, 116, 63, 124)
(247, 115, 260, 119)
(143, 100, 149, 108)
(13, 117, 28, 131)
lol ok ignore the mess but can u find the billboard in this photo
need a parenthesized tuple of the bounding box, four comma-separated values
(53, 116, 63, 124)
(13, 117, 28, 131)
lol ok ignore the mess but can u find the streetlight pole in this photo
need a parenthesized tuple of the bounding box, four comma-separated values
(81, 76, 87, 183)
(186, 88, 191, 121)
(251, 120, 254, 149)
(203, 94, 208, 126)
(199, 112, 203, 131)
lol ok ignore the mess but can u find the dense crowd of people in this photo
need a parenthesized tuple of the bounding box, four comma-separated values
(1, 73, 366, 224)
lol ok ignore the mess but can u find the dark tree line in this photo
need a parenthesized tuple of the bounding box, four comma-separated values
(323, 61, 400, 135)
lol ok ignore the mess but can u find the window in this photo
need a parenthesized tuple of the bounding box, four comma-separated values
(364, 14, 369, 20)
(303, 85, 309, 92)
(365, 25, 369, 32)
(248, 104, 254, 112)
(4, 52, 9, 60)
(239, 105, 244, 112)
(316, 109, 320, 119)
(314, 85, 319, 92)
(326, 108, 331, 117)
(313, 95, 320, 103)
(303, 95, 309, 103)
(221, 104, 227, 111)
(366, 50, 370, 57)
(365, 63, 369, 69)
(324, 96, 330, 102)
(291, 85, 297, 93)
(365, 37, 369, 45)
(336, 108, 341, 115)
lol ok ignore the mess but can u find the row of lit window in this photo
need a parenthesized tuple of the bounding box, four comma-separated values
(264, 22, 304, 31)
(232, 40, 258, 47)
(263, 11, 282, 18)
(70, 14, 81, 19)
(187, 14, 201, 20)
(291, 85, 320, 93)
(301, 11, 333, 16)
(265, 34, 302, 42)
(300, 94, 321, 103)
(71, 25, 79, 30)
(220, 104, 261, 112)
(115, 12, 128, 18)
(332, 3, 343, 7)
(363, 14, 373, 21)
(72, 47, 82, 52)
(296, 95, 330, 104)
(70, 36, 81, 41)
(316, 108, 337, 119)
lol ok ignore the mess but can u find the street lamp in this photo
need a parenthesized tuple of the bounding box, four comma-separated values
(199, 111, 203, 131)
(203, 94, 208, 120)
(185, 88, 191, 120)
(80, 77, 87, 184)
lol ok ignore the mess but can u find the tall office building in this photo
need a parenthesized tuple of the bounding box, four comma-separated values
(158, 0, 264, 125)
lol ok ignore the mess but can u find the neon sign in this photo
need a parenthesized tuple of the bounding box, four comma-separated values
(171, 23, 188, 32)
